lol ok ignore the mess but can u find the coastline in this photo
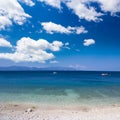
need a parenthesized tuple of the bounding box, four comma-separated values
(0, 102, 120, 120)
(0, 71, 120, 119)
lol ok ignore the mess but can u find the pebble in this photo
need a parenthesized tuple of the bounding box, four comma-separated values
(25, 108, 33, 113)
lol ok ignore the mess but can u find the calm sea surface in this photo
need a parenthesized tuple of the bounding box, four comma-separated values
(0, 71, 120, 106)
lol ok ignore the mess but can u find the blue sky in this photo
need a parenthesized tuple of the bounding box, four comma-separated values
(0, 0, 120, 71)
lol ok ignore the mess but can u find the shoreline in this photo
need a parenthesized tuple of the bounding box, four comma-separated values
(0, 102, 120, 120)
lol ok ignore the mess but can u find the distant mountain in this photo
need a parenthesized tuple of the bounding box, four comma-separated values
(0, 66, 75, 71)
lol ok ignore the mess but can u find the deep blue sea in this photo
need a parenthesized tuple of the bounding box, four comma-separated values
(0, 71, 120, 106)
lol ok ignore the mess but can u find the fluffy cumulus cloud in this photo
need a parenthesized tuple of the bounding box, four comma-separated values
(0, 38, 12, 47)
(68, 26, 88, 34)
(18, 0, 35, 6)
(0, 16, 12, 30)
(0, 0, 119, 30)
(83, 39, 95, 46)
(97, 0, 120, 15)
(0, 0, 31, 30)
(66, 0, 103, 22)
(0, 37, 63, 63)
(38, 0, 103, 21)
(38, 0, 61, 9)
(39, 0, 120, 21)
(41, 22, 87, 34)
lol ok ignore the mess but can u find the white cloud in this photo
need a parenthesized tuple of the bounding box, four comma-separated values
(0, 0, 31, 30)
(18, 0, 35, 6)
(97, 0, 120, 15)
(0, 38, 12, 47)
(51, 41, 63, 51)
(41, 22, 70, 34)
(66, 0, 103, 22)
(65, 42, 69, 46)
(0, 16, 12, 30)
(83, 39, 95, 46)
(38, 0, 61, 9)
(39, 0, 120, 21)
(38, 0, 103, 21)
(41, 22, 87, 34)
(67, 26, 88, 34)
(64, 42, 70, 50)
(0, 37, 63, 63)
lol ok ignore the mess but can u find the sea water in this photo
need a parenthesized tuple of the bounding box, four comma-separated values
(0, 71, 120, 106)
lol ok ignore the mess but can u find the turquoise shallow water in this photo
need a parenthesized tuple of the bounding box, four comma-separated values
(0, 71, 120, 106)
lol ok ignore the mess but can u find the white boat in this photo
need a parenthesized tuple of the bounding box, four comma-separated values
(53, 72, 57, 75)
(101, 73, 108, 76)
